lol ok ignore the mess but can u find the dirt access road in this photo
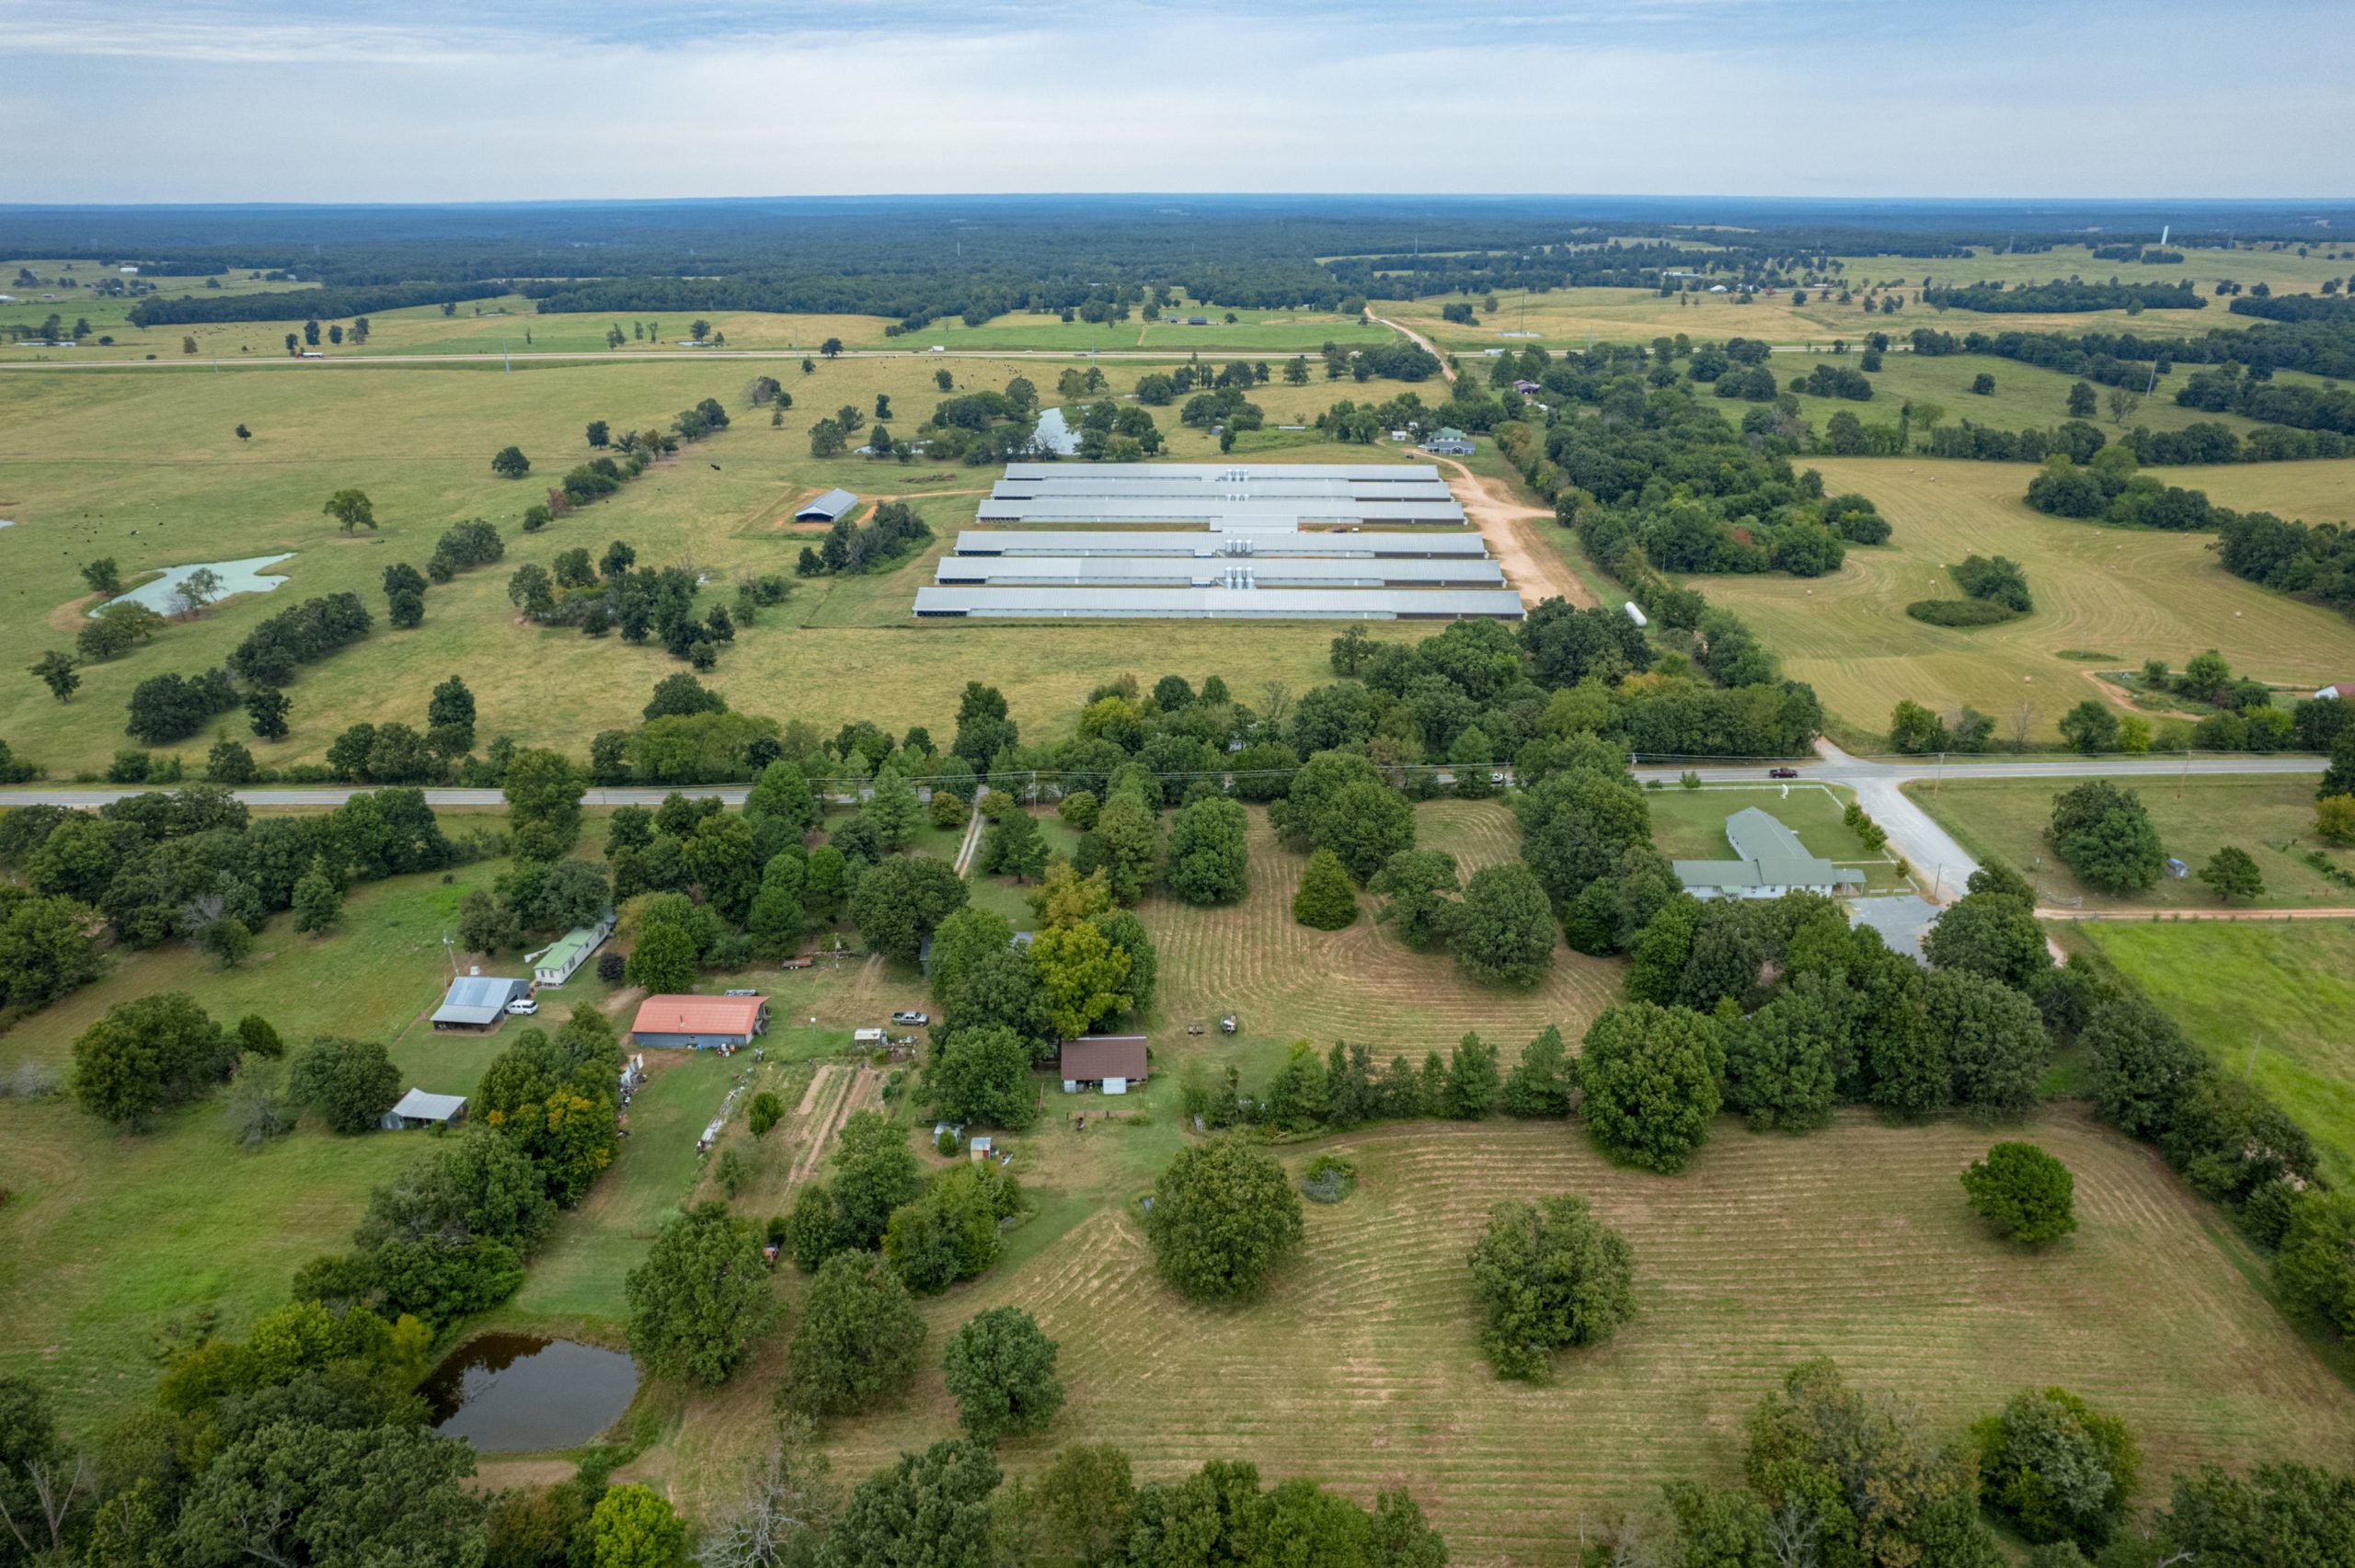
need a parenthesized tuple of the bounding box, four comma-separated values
(1430, 455, 1591, 606)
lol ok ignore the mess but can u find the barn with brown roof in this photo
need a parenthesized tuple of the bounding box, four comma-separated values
(630, 993, 769, 1049)
(1060, 1034, 1149, 1093)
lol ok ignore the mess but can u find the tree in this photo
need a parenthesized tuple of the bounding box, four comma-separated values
(1452, 863, 1555, 987)
(942, 1307, 1064, 1441)
(1371, 848, 1460, 948)
(1961, 1142, 2078, 1243)
(589, 1484, 686, 1568)
(816, 1441, 998, 1568)
(174, 1420, 487, 1568)
(979, 808, 1048, 882)
(831, 1109, 925, 1249)
(2048, 781, 2165, 894)
(1443, 1031, 1500, 1118)
(1931, 967, 2050, 1121)
(1292, 847, 1359, 930)
(2055, 699, 2120, 755)
(2316, 795, 2355, 847)
(2199, 845, 2263, 904)
(847, 855, 967, 965)
(292, 858, 343, 935)
(1924, 888, 2049, 989)
(821, 337, 843, 358)
(70, 992, 229, 1130)
(1500, 1025, 1573, 1117)
(246, 684, 291, 740)
(2274, 1191, 2355, 1339)
(80, 557, 123, 596)
(926, 1024, 1036, 1130)
(1718, 976, 1846, 1132)
(861, 764, 923, 851)
(1165, 795, 1247, 905)
(1972, 1388, 2139, 1551)
(1033, 1444, 1136, 1567)
(1028, 917, 1131, 1040)
(1467, 1195, 1637, 1379)
(625, 1201, 776, 1386)
(625, 922, 699, 994)
(1579, 1003, 1722, 1172)
(174, 567, 224, 617)
(2066, 381, 2097, 418)
(1145, 1140, 1304, 1300)
(504, 748, 585, 860)
(322, 488, 377, 532)
(490, 445, 532, 479)
(786, 1252, 927, 1416)
(287, 1034, 401, 1133)
(28, 651, 76, 704)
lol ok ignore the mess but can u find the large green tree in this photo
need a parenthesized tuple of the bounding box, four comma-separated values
(70, 991, 231, 1129)
(503, 748, 586, 861)
(1291, 848, 1359, 930)
(847, 855, 968, 964)
(1971, 1388, 2139, 1551)
(1961, 1142, 2078, 1244)
(786, 1252, 927, 1417)
(174, 1420, 486, 1568)
(816, 1441, 999, 1568)
(1578, 1003, 1722, 1173)
(925, 1025, 1036, 1130)
(1145, 1140, 1304, 1300)
(1164, 795, 1248, 905)
(941, 1306, 1064, 1441)
(625, 1201, 777, 1386)
(2047, 781, 2164, 895)
(1452, 863, 1556, 987)
(1466, 1195, 1637, 1380)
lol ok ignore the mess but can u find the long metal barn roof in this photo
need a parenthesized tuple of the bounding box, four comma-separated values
(993, 475, 1458, 503)
(1000, 462, 1442, 484)
(950, 529, 1492, 558)
(913, 586, 1525, 621)
(934, 555, 1507, 589)
(974, 497, 1466, 527)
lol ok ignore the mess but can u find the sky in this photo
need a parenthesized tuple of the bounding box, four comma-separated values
(2, 0, 2349, 204)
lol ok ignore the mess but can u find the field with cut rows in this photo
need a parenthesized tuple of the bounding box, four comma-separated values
(803, 1111, 2355, 1565)
(1141, 801, 1622, 1053)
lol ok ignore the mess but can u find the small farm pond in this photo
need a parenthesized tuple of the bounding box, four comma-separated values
(420, 1335, 637, 1452)
(95, 554, 292, 616)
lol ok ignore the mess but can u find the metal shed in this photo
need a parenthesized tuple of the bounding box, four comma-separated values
(915, 585, 1523, 622)
(794, 487, 859, 523)
(431, 974, 530, 1029)
(952, 529, 1491, 559)
(382, 1089, 468, 1130)
(630, 993, 770, 1049)
(933, 555, 1504, 589)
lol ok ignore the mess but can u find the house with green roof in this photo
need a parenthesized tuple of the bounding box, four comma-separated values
(530, 913, 614, 989)
(1671, 807, 1864, 899)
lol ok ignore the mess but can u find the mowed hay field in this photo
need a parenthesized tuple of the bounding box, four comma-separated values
(0, 360, 1450, 773)
(1143, 802, 1622, 1051)
(1686, 458, 2355, 740)
(2078, 921, 2355, 1188)
(805, 1112, 2355, 1565)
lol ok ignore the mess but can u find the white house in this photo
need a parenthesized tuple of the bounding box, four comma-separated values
(529, 913, 614, 988)
(2317, 681, 2350, 701)
(1672, 807, 1864, 899)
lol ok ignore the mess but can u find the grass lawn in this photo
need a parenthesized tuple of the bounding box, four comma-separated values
(1683, 458, 2355, 742)
(1643, 782, 1909, 891)
(629, 1108, 2355, 1562)
(1903, 774, 2355, 910)
(0, 359, 1448, 776)
(2078, 921, 2355, 1187)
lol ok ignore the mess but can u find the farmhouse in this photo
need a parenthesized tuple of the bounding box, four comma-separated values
(431, 973, 530, 1030)
(381, 1089, 467, 1130)
(630, 993, 769, 1049)
(1672, 807, 1865, 899)
(1061, 1034, 1149, 1093)
(794, 487, 859, 523)
(529, 915, 612, 988)
(1420, 429, 1475, 456)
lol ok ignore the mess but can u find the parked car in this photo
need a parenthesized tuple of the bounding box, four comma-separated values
(1767, 767, 1799, 779)
(723, 988, 759, 996)
(505, 997, 539, 1016)
(891, 1010, 930, 1026)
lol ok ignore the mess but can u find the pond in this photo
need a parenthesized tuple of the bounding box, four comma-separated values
(96, 553, 292, 616)
(419, 1334, 638, 1453)
(1030, 405, 1081, 456)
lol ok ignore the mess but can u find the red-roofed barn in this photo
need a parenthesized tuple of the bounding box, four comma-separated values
(631, 993, 769, 1049)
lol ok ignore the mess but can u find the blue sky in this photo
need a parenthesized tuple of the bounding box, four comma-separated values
(2, 0, 2347, 202)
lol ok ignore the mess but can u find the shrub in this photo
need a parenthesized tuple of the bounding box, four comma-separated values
(1905, 599, 2016, 628)
(1961, 1142, 2078, 1243)
(1301, 1152, 1358, 1204)
(1291, 848, 1358, 930)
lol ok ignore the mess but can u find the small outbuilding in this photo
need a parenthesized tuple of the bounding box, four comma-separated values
(431, 974, 530, 1030)
(530, 914, 613, 989)
(631, 993, 769, 1049)
(382, 1089, 468, 1130)
(2317, 681, 2350, 700)
(1061, 1034, 1149, 1093)
(795, 487, 859, 523)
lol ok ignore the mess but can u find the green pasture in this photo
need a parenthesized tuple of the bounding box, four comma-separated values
(1781, 352, 2295, 441)
(0, 358, 1444, 775)
(1905, 774, 2355, 910)
(1684, 458, 2355, 741)
(2078, 920, 2355, 1187)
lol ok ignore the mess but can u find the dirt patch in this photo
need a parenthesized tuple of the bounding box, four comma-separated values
(45, 594, 102, 632)
(598, 985, 647, 1019)
(1430, 457, 1591, 607)
(2085, 672, 2200, 723)
(465, 1459, 578, 1494)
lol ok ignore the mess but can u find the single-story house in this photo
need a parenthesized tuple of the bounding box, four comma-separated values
(1512, 379, 1542, 395)
(431, 974, 530, 1030)
(530, 914, 613, 989)
(631, 993, 769, 1049)
(795, 487, 859, 523)
(2317, 681, 2350, 700)
(1421, 428, 1475, 457)
(382, 1089, 467, 1130)
(1061, 1034, 1149, 1093)
(1672, 807, 1865, 899)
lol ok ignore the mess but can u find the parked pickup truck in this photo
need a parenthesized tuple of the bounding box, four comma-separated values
(1767, 767, 1799, 779)
(890, 1010, 930, 1026)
